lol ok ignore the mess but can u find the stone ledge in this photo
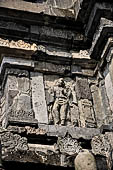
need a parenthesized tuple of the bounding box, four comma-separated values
(38, 124, 101, 140)
(0, 0, 75, 18)
(89, 18, 113, 60)
(85, 2, 113, 39)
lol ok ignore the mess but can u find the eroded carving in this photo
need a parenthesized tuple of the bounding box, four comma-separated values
(5, 70, 34, 121)
(52, 78, 71, 125)
(45, 77, 79, 126)
(57, 135, 82, 155)
(0, 38, 37, 51)
(78, 99, 96, 128)
(1, 131, 28, 152)
(91, 133, 113, 170)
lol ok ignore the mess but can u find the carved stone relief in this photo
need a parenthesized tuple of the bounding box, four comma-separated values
(1, 131, 28, 153)
(0, 38, 38, 51)
(91, 133, 113, 170)
(78, 99, 96, 128)
(44, 75, 79, 126)
(57, 135, 82, 155)
(1, 69, 34, 123)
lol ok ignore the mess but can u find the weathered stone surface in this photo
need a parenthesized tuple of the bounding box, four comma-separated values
(7, 68, 29, 77)
(0, 38, 37, 56)
(90, 18, 113, 59)
(109, 57, 113, 85)
(74, 150, 97, 170)
(1, 131, 28, 153)
(0, 0, 113, 169)
(99, 80, 112, 125)
(90, 84, 104, 127)
(1, 69, 36, 127)
(104, 67, 113, 112)
(31, 25, 78, 41)
(91, 133, 113, 170)
(35, 61, 70, 75)
(38, 124, 100, 140)
(76, 77, 92, 100)
(47, 0, 77, 9)
(44, 76, 78, 126)
(25, 126, 46, 135)
(7, 74, 34, 121)
(30, 72, 48, 124)
(7, 125, 46, 136)
(0, 0, 76, 18)
(92, 135, 111, 157)
(0, 20, 28, 31)
(78, 99, 96, 128)
(0, 57, 34, 74)
(58, 136, 82, 155)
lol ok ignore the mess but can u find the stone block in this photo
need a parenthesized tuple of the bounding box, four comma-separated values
(99, 81, 112, 125)
(0, 57, 34, 74)
(38, 124, 100, 140)
(91, 84, 103, 127)
(109, 57, 113, 85)
(76, 77, 92, 100)
(78, 99, 96, 128)
(35, 61, 70, 75)
(91, 133, 113, 169)
(30, 72, 48, 124)
(104, 68, 113, 112)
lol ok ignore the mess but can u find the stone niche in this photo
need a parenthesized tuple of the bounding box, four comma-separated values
(44, 75, 96, 128)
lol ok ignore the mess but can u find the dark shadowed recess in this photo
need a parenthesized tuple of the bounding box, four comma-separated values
(23, 0, 46, 3)
(2, 161, 75, 170)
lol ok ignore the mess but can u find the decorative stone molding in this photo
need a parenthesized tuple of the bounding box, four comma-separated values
(0, 38, 38, 52)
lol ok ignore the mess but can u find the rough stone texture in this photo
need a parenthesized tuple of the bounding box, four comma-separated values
(78, 99, 96, 128)
(104, 67, 113, 112)
(76, 77, 92, 100)
(35, 61, 70, 75)
(0, 69, 35, 127)
(0, 38, 37, 56)
(0, 0, 75, 18)
(1, 131, 28, 153)
(90, 84, 103, 127)
(44, 76, 80, 126)
(99, 80, 112, 125)
(57, 136, 82, 155)
(30, 72, 48, 124)
(74, 150, 97, 170)
(109, 57, 113, 85)
(38, 124, 100, 140)
(91, 133, 113, 170)
(0, 57, 34, 74)
(0, 0, 113, 170)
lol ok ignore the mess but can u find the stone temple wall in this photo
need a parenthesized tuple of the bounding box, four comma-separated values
(0, 0, 113, 170)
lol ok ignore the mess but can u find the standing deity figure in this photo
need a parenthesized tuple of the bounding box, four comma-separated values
(52, 78, 71, 125)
